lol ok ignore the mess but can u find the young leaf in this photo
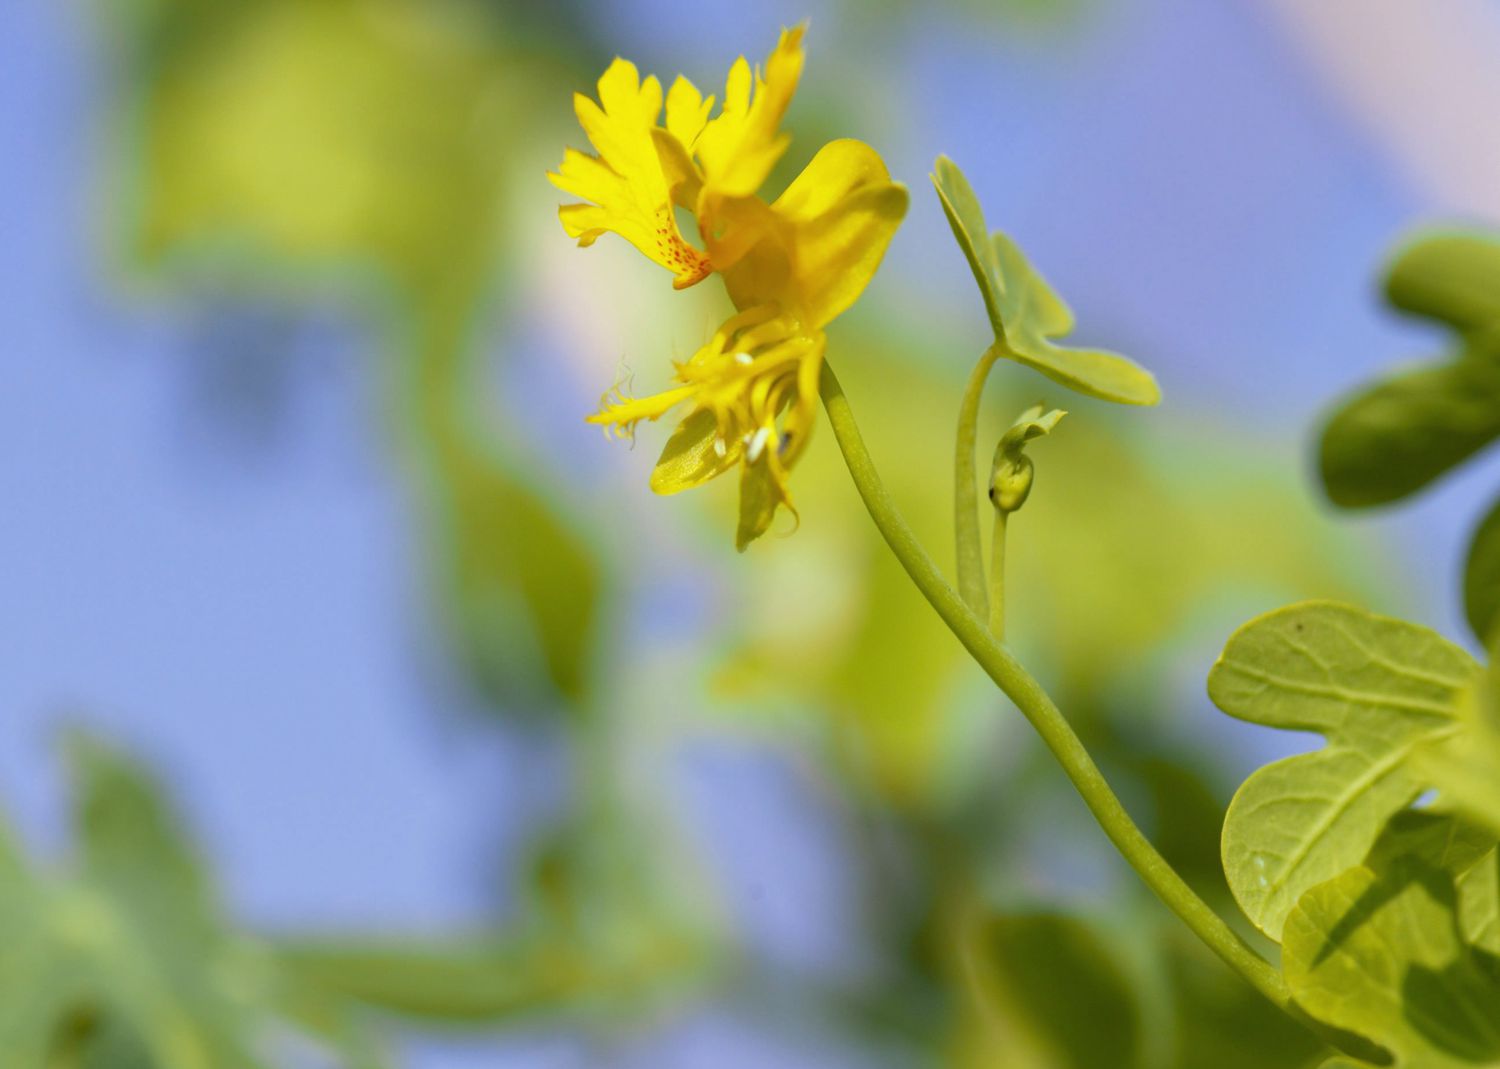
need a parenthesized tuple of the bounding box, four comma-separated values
(1209, 602, 1479, 940)
(1317, 343, 1500, 509)
(1385, 232, 1500, 332)
(1282, 858, 1500, 1067)
(931, 157, 1159, 406)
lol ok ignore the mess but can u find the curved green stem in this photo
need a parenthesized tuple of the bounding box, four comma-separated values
(818, 361, 1294, 1013)
(955, 346, 1001, 617)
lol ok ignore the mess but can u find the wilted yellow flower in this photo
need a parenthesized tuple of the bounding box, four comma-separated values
(550, 27, 907, 548)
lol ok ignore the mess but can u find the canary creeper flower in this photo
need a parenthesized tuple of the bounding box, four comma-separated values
(552, 27, 907, 548)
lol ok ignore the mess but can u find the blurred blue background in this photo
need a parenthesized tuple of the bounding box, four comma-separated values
(5, 1, 1500, 1065)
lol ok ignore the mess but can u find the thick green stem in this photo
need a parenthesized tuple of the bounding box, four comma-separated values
(988, 509, 1008, 640)
(954, 346, 1001, 618)
(818, 362, 1294, 1013)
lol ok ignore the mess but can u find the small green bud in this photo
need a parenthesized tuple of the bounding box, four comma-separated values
(991, 454, 1035, 513)
(989, 403, 1064, 514)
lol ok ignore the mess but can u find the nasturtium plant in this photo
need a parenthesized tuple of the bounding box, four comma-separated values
(1318, 231, 1500, 643)
(931, 157, 1159, 406)
(1208, 601, 1479, 939)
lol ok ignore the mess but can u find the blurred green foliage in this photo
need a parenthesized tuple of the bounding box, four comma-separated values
(1319, 232, 1500, 643)
(111, 0, 603, 709)
(0, 735, 388, 1068)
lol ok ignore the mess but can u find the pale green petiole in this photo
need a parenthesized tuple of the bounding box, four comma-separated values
(988, 509, 1007, 640)
(954, 346, 1001, 619)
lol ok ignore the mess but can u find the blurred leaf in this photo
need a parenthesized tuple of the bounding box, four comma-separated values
(931, 157, 1159, 405)
(1161, 927, 1328, 1069)
(276, 815, 712, 1027)
(0, 734, 389, 1069)
(410, 288, 603, 709)
(1209, 601, 1478, 940)
(968, 912, 1143, 1069)
(276, 931, 699, 1026)
(127, 0, 518, 279)
(1465, 496, 1500, 644)
(1317, 342, 1500, 509)
(963, 906, 1327, 1069)
(1282, 857, 1500, 1067)
(1137, 758, 1232, 901)
(1385, 233, 1500, 333)
(67, 734, 214, 932)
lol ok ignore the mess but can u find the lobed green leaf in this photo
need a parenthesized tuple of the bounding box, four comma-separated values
(1209, 602, 1479, 939)
(931, 156, 1159, 406)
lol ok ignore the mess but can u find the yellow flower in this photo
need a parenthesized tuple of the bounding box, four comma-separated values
(552, 27, 907, 548)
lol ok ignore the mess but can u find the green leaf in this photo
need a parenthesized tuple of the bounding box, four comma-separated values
(1282, 858, 1500, 1067)
(1465, 495, 1500, 644)
(1366, 812, 1500, 959)
(1209, 601, 1479, 939)
(1318, 344, 1500, 508)
(1366, 810, 1497, 877)
(412, 289, 604, 711)
(1421, 656, 1500, 839)
(1385, 233, 1500, 332)
(65, 732, 215, 935)
(998, 403, 1066, 453)
(931, 156, 1159, 406)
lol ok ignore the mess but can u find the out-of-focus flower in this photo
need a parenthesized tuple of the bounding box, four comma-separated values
(550, 27, 908, 548)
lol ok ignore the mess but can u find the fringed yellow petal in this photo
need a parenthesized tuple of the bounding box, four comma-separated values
(665, 76, 714, 150)
(695, 25, 806, 198)
(586, 383, 697, 438)
(549, 58, 710, 289)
